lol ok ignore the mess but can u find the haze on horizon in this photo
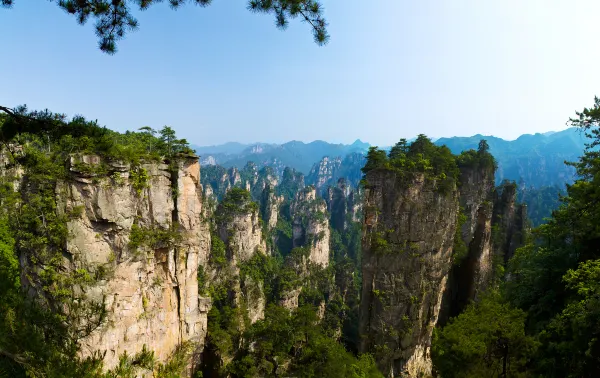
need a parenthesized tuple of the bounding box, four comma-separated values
(2, 0, 600, 146)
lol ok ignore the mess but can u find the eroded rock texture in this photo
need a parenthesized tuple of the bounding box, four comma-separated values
(291, 186, 330, 267)
(326, 178, 362, 231)
(23, 155, 211, 371)
(359, 171, 459, 377)
(443, 165, 496, 320)
(214, 189, 268, 324)
(492, 181, 528, 265)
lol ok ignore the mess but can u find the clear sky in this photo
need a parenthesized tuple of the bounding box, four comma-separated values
(2, 0, 600, 146)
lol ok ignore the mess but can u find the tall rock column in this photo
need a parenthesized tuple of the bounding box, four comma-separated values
(214, 188, 268, 324)
(359, 171, 459, 377)
(30, 155, 213, 371)
(290, 186, 330, 267)
(492, 181, 528, 265)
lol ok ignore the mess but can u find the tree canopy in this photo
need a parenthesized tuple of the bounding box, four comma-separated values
(0, 0, 329, 54)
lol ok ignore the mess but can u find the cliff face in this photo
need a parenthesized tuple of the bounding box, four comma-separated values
(327, 178, 362, 231)
(21, 155, 212, 370)
(360, 163, 530, 376)
(214, 189, 268, 324)
(290, 186, 330, 267)
(0, 145, 24, 189)
(307, 156, 342, 192)
(359, 171, 459, 377)
(260, 184, 283, 230)
(217, 205, 266, 264)
(492, 182, 528, 265)
(443, 165, 496, 319)
(307, 153, 366, 194)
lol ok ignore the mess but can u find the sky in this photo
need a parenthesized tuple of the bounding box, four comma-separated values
(2, 1, 600, 146)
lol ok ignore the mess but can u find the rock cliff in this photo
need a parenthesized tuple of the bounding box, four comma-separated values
(307, 156, 342, 192)
(307, 152, 366, 194)
(290, 186, 330, 267)
(260, 184, 284, 231)
(20, 154, 211, 371)
(326, 178, 362, 231)
(442, 164, 496, 319)
(213, 188, 268, 323)
(360, 160, 529, 377)
(492, 181, 528, 265)
(359, 171, 459, 377)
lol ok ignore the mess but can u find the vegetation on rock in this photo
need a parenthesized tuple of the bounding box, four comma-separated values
(433, 97, 600, 377)
(0, 110, 195, 376)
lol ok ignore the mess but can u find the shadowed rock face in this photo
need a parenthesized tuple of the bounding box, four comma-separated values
(326, 178, 362, 232)
(492, 182, 528, 265)
(20, 155, 211, 371)
(442, 165, 496, 321)
(359, 171, 459, 377)
(360, 166, 529, 377)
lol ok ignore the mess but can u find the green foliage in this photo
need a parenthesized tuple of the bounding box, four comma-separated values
(518, 185, 564, 227)
(361, 146, 389, 176)
(127, 223, 181, 253)
(0, 217, 18, 306)
(1, 0, 328, 54)
(495, 97, 600, 377)
(534, 259, 600, 375)
(432, 292, 536, 378)
(215, 187, 259, 225)
(452, 208, 468, 265)
(371, 230, 393, 255)
(239, 252, 278, 300)
(362, 135, 461, 194)
(222, 304, 383, 378)
(209, 231, 227, 268)
(129, 166, 149, 195)
(0, 108, 191, 162)
(456, 140, 498, 173)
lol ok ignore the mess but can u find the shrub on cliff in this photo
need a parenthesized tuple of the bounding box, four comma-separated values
(361, 134, 461, 193)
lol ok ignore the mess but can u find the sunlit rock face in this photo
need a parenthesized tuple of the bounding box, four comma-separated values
(290, 186, 330, 267)
(20, 155, 211, 371)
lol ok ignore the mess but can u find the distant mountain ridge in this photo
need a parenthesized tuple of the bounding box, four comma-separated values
(192, 139, 370, 175)
(436, 127, 587, 187)
(193, 128, 586, 188)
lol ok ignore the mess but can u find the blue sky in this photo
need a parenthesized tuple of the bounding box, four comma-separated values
(2, 0, 600, 146)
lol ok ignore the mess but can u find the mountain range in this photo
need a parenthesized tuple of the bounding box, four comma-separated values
(194, 127, 587, 188)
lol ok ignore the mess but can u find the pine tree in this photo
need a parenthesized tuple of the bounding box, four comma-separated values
(0, 0, 328, 54)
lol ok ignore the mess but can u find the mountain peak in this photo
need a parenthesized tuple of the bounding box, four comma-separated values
(351, 139, 370, 149)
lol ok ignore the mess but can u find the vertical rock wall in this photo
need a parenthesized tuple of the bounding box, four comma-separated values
(442, 165, 495, 320)
(22, 155, 211, 371)
(492, 182, 528, 265)
(359, 171, 459, 377)
(291, 186, 330, 267)
(215, 191, 268, 324)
